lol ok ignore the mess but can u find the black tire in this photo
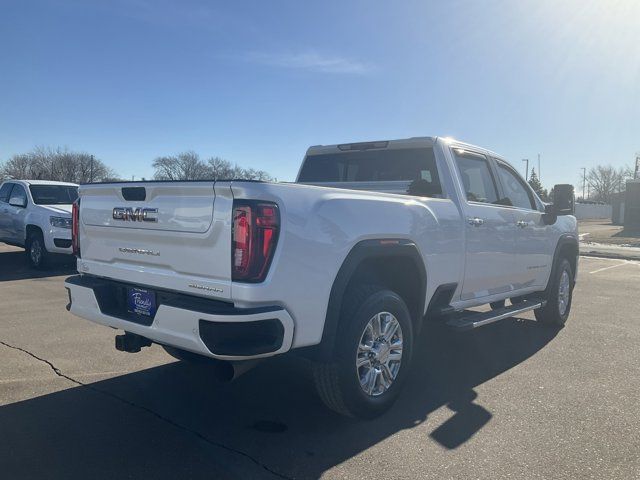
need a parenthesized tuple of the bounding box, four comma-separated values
(26, 231, 48, 269)
(534, 258, 574, 327)
(313, 285, 414, 419)
(490, 300, 506, 310)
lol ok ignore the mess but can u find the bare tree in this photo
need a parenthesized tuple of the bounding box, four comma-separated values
(152, 151, 274, 181)
(206, 156, 274, 181)
(207, 157, 234, 179)
(152, 151, 212, 180)
(0, 147, 118, 183)
(585, 165, 628, 203)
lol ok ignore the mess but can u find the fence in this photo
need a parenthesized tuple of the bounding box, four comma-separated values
(574, 203, 612, 220)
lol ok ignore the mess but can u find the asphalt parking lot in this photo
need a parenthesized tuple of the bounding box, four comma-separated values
(1, 243, 639, 480)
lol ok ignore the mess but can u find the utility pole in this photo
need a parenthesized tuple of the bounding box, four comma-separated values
(522, 159, 529, 181)
(581, 167, 586, 200)
(537, 154, 541, 183)
(90, 155, 94, 183)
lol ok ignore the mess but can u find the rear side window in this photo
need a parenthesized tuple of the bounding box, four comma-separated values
(298, 147, 442, 197)
(0, 183, 14, 203)
(453, 150, 499, 204)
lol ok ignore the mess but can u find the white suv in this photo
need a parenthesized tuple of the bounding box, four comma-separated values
(0, 179, 79, 268)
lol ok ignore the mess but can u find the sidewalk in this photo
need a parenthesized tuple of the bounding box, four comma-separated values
(580, 242, 640, 260)
(578, 219, 640, 260)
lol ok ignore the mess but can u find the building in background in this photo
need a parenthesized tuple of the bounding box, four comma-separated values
(612, 180, 640, 229)
(623, 180, 640, 230)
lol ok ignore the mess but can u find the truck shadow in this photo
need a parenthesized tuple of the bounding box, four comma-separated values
(0, 249, 76, 282)
(0, 318, 558, 479)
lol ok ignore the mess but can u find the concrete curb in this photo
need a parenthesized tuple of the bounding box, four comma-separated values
(579, 246, 640, 261)
(580, 251, 640, 261)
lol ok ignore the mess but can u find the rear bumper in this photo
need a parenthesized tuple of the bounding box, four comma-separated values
(64, 275, 294, 360)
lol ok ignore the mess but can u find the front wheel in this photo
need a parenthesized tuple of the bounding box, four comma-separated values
(535, 258, 574, 327)
(314, 285, 414, 419)
(26, 231, 49, 269)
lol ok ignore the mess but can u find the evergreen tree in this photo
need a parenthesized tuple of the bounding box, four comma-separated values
(528, 168, 548, 201)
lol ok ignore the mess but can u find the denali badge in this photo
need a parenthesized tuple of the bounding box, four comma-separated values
(188, 283, 223, 293)
(113, 207, 158, 222)
(119, 247, 160, 256)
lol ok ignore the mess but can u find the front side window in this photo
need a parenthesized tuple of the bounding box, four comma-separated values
(9, 184, 28, 207)
(0, 183, 14, 203)
(29, 185, 78, 205)
(453, 150, 499, 204)
(496, 163, 535, 210)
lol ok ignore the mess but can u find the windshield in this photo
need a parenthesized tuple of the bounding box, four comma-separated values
(29, 185, 78, 205)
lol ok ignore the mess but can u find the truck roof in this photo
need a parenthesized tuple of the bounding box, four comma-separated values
(2, 179, 79, 187)
(305, 136, 504, 159)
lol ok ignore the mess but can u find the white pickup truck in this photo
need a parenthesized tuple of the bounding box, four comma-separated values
(0, 180, 79, 268)
(65, 137, 578, 418)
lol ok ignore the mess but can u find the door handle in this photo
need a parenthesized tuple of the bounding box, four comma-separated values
(516, 220, 528, 228)
(467, 217, 484, 227)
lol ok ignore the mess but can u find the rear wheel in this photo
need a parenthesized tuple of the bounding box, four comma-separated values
(26, 231, 48, 269)
(314, 285, 413, 419)
(534, 258, 574, 327)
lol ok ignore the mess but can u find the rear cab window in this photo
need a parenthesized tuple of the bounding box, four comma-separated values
(298, 146, 443, 198)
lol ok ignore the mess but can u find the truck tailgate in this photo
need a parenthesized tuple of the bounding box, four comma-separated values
(77, 182, 233, 300)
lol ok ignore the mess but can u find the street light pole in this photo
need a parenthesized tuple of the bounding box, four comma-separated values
(582, 167, 586, 200)
(522, 159, 529, 181)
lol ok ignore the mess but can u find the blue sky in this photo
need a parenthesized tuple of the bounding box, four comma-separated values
(1, 0, 638, 188)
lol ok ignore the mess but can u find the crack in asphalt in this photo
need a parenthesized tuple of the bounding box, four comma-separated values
(0, 341, 292, 480)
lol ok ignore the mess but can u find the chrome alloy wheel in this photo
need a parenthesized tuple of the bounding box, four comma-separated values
(30, 239, 42, 266)
(558, 269, 571, 316)
(356, 311, 403, 397)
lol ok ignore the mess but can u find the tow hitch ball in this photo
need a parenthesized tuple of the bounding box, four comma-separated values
(115, 332, 152, 353)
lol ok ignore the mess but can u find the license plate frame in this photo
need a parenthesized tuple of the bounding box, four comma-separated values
(126, 287, 157, 318)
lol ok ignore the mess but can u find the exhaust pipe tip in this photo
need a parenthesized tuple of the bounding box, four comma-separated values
(209, 359, 262, 382)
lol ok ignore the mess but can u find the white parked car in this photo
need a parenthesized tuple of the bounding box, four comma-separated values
(0, 180, 79, 268)
(64, 137, 578, 418)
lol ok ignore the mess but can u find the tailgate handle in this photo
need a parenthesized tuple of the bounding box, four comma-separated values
(122, 187, 146, 201)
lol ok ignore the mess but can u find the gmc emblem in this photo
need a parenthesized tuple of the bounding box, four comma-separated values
(112, 207, 158, 222)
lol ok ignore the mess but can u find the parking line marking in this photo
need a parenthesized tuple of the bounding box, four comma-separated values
(589, 261, 629, 274)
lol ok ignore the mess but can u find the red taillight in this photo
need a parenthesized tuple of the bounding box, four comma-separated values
(72, 199, 80, 257)
(232, 201, 279, 282)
